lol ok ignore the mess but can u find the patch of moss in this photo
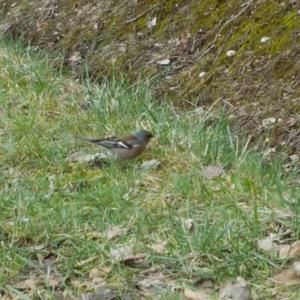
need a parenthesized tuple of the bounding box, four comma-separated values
(1, 0, 300, 151)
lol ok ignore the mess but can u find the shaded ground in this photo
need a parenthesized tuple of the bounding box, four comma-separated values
(1, 0, 300, 154)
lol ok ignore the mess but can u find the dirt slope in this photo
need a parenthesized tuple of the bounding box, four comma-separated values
(1, 0, 300, 153)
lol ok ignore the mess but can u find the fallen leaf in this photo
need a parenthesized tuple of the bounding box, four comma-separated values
(140, 159, 161, 171)
(110, 245, 133, 262)
(279, 244, 291, 259)
(137, 272, 165, 291)
(15, 278, 38, 291)
(67, 152, 108, 164)
(151, 241, 167, 254)
(288, 241, 300, 258)
(80, 287, 116, 300)
(122, 253, 148, 268)
(257, 235, 279, 253)
(201, 165, 224, 180)
(76, 255, 98, 267)
(29, 244, 46, 251)
(184, 287, 212, 300)
(270, 268, 300, 285)
(262, 117, 276, 128)
(69, 51, 81, 62)
(89, 267, 109, 284)
(106, 225, 127, 240)
(219, 277, 250, 300)
(86, 231, 102, 240)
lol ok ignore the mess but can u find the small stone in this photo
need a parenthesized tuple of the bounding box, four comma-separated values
(199, 71, 206, 78)
(293, 262, 300, 275)
(147, 17, 157, 29)
(261, 36, 271, 43)
(262, 117, 276, 128)
(157, 58, 171, 65)
(226, 50, 236, 57)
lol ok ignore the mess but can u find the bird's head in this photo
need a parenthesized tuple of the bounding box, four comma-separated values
(133, 129, 154, 143)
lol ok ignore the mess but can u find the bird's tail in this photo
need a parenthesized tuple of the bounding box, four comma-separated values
(75, 136, 104, 145)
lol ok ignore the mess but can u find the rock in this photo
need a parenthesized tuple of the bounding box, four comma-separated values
(199, 71, 207, 78)
(147, 17, 157, 29)
(157, 58, 171, 65)
(226, 50, 236, 57)
(260, 36, 271, 43)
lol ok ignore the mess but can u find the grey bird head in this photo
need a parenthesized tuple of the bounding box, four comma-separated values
(133, 130, 154, 143)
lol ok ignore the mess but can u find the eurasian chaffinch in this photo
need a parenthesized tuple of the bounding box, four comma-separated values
(85, 129, 154, 160)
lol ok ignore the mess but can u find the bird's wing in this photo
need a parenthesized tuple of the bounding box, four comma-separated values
(86, 136, 133, 149)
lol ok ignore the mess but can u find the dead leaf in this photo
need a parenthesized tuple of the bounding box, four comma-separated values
(67, 152, 108, 164)
(69, 51, 81, 62)
(262, 117, 276, 128)
(106, 225, 127, 240)
(270, 268, 300, 286)
(88, 267, 109, 284)
(139, 159, 161, 171)
(151, 241, 167, 254)
(15, 278, 38, 291)
(76, 255, 98, 267)
(80, 287, 116, 300)
(110, 245, 133, 262)
(184, 287, 212, 300)
(279, 244, 291, 259)
(257, 235, 279, 253)
(288, 241, 300, 258)
(136, 272, 165, 291)
(219, 277, 250, 300)
(122, 253, 148, 268)
(29, 244, 46, 251)
(86, 231, 102, 240)
(201, 165, 224, 180)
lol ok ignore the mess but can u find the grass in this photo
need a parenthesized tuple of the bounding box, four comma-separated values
(0, 40, 300, 299)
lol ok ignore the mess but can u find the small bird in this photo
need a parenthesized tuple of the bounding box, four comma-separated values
(84, 129, 154, 160)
